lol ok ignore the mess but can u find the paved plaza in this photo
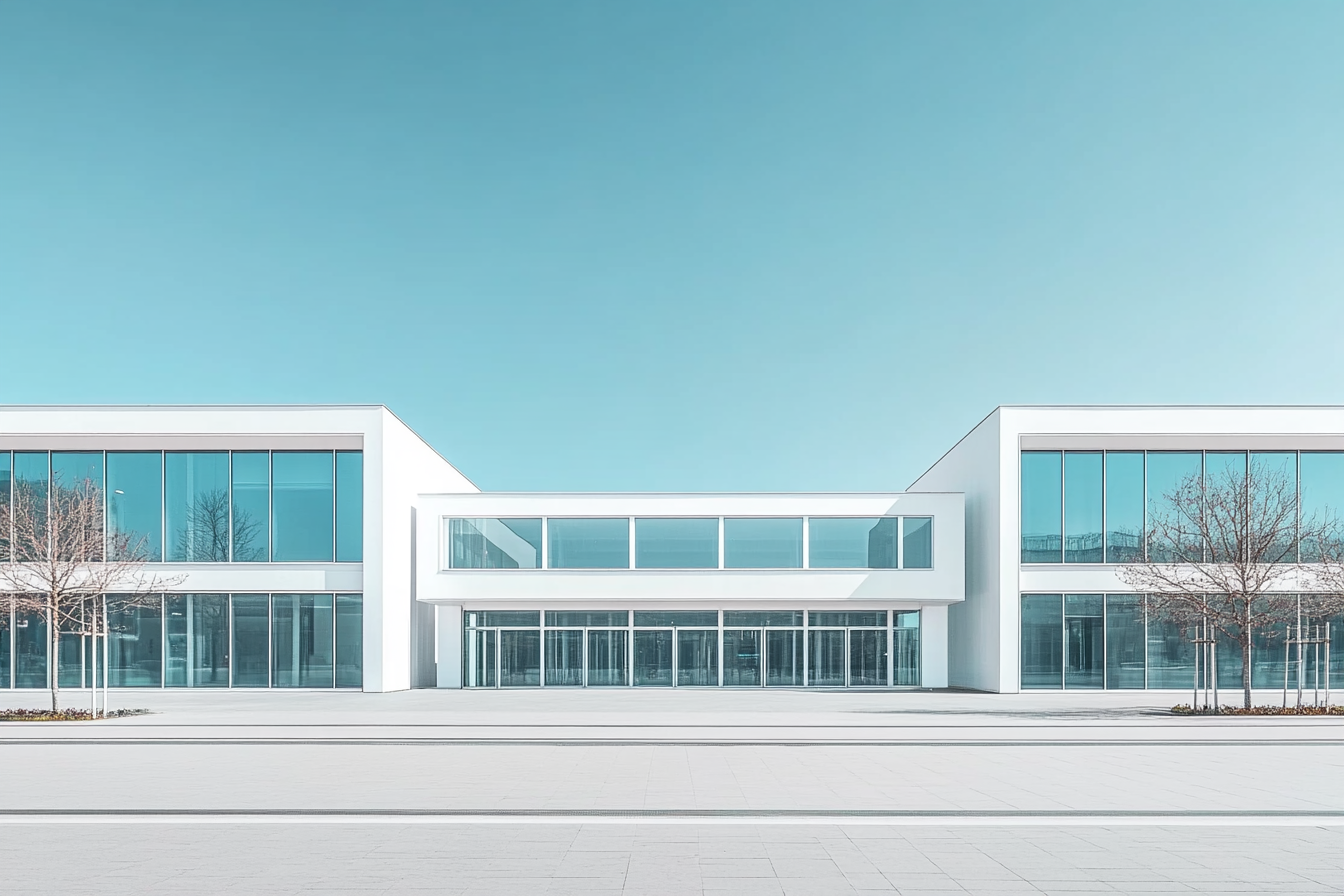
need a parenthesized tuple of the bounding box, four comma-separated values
(0, 689, 1342, 893)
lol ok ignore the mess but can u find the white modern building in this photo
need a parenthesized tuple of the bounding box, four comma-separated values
(0, 404, 1340, 695)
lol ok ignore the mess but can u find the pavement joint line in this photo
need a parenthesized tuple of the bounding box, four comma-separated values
(2, 738, 1343, 747)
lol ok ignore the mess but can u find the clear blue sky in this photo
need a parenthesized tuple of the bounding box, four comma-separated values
(3, 2, 1343, 491)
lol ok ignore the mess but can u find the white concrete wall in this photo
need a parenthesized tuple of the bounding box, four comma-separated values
(909, 410, 1006, 692)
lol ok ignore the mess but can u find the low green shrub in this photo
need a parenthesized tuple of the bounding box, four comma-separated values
(1171, 704, 1344, 716)
(0, 708, 150, 722)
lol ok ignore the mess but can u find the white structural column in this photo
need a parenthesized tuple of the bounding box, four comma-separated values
(436, 605, 463, 688)
(921, 604, 949, 688)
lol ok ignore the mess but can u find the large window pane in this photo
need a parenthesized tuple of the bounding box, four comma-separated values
(231, 595, 270, 687)
(545, 630, 583, 686)
(849, 630, 888, 686)
(587, 630, 627, 686)
(1253, 452, 1298, 562)
(1301, 452, 1344, 561)
(902, 517, 933, 569)
(50, 452, 105, 563)
(548, 518, 629, 569)
(723, 518, 802, 569)
(272, 452, 334, 562)
(499, 630, 540, 686)
(165, 452, 230, 562)
(335, 451, 363, 562)
(676, 629, 718, 686)
(230, 452, 269, 562)
(107, 597, 163, 687)
(272, 594, 334, 688)
(633, 630, 672, 686)
(1021, 452, 1062, 563)
(809, 518, 898, 569)
(1206, 453, 1247, 563)
(1020, 593, 1062, 688)
(1104, 594, 1145, 689)
(449, 519, 542, 569)
(808, 630, 846, 686)
(13, 452, 49, 562)
(893, 612, 920, 686)
(1064, 453, 1103, 563)
(634, 518, 718, 569)
(1145, 602, 1195, 689)
(464, 629, 495, 687)
(723, 630, 761, 686)
(15, 608, 48, 688)
(335, 593, 363, 688)
(765, 630, 803, 686)
(1146, 452, 1203, 562)
(51, 451, 103, 491)
(165, 594, 230, 687)
(1064, 594, 1103, 688)
(1105, 452, 1145, 563)
(107, 451, 163, 562)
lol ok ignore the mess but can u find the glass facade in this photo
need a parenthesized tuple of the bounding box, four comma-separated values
(634, 518, 718, 569)
(724, 518, 802, 569)
(0, 450, 361, 564)
(0, 593, 362, 689)
(809, 518, 897, 569)
(1022, 449, 1344, 564)
(449, 519, 542, 569)
(548, 518, 629, 569)
(464, 608, 920, 688)
(1020, 592, 1344, 690)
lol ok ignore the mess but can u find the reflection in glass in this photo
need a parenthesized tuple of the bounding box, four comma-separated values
(1104, 594, 1145, 688)
(1105, 452, 1144, 562)
(272, 594, 335, 688)
(849, 630, 887, 686)
(1021, 452, 1062, 563)
(1205, 453, 1247, 562)
(449, 519, 542, 569)
(635, 518, 718, 568)
(587, 630, 627, 686)
(676, 630, 718, 686)
(499, 630, 540, 686)
(1064, 594, 1103, 688)
(272, 452, 334, 562)
(108, 598, 163, 687)
(634, 630, 673, 686)
(335, 451, 363, 562)
(0, 453, 9, 564)
(1254, 452, 1297, 562)
(723, 518, 803, 569)
(1020, 594, 1062, 689)
(51, 451, 103, 491)
(165, 594, 230, 687)
(808, 518, 898, 569)
(808, 630, 846, 686)
(903, 517, 933, 569)
(335, 594, 363, 688)
(107, 452, 163, 561)
(1145, 605, 1195, 689)
(766, 630, 804, 686)
(165, 452, 231, 562)
(1300, 453, 1344, 561)
(893, 612, 921, 686)
(1064, 453, 1103, 563)
(1146, 452, 1203, 562)
(465, 629, 496, 687)
(0, 600, 8, 687)
(723, 630, 761, 686)
(15, 608, 48, 688)
(548, 518, 629, 569)
(545, 630, 583, 686)
(230, 452, 269, 561)
(13, 453, 48, 562)
(231, 595, 270, 687)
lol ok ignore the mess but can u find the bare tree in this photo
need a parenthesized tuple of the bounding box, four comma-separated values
(171, 488, 261, 562)
(1117, 455, 1337, 710)
(0, 474, 181, 713)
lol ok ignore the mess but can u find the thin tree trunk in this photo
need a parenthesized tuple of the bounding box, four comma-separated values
(1242, 636, 1253, 710)
(49, 599, 60, 713)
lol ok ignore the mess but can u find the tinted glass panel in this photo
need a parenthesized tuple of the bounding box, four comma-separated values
(808, 630, 846, 686)
(1104, 594, 1145, 689)
(633, 630, 672, 685)
(164, 594, 229, 687)
(1105, 452, 1145, 562)
(12, 452, 47, 561)
(587, 630, 627, 686)
(676, 629, 718, 686)
(231, 595, 270, 687)
(765, 630, 803, 686)
(634, 518, 718, 569)
(1205, 452, 1247, 563)
(1253, 452, 1297, 563)
(723, 611, 803, 627)
(107, 452, 163, 561)
(165, 452, 230, 562)
(723, 518, 803, 569)
(1301, 452, 1344, 561)
(449, 518, 542, 569)
(1021, 452, 1062, 563)
(809, 518, 898, 569)
(463, 611, 540, 627)
(1146, 452, 1203, 562)
(723, 630, 761, 686)
(0, 452, 10, 563)
(1064, 594, 1103, 688)
(500, 630, 541, 686)
(51, 451, 103, 490)
(15, 608, 48, 688)
(230, 452, 269, 561)
(849, 629, 887, 686)
(548, 518, 629, 569)
(1145, 602, 1195, 689)
(272, 593, 334, 688)
(107, 598, 162, 687)
(335, 451, 363, 562)
(902, 517, 933, 569)
(893, 624, 920, 686)
(0, 607, 8, 688)
(335, 593, 363, 688)
(545, 611, 629, 627)
(545, 630, 583, 686)
(1020, 594, 1062, 689)
(465, 629, 496, 687)
(272, 452, 334, 562)
(1064, 453, 1103, 563)
(808, 612, 886, 627)
(634, 611, 717, 627)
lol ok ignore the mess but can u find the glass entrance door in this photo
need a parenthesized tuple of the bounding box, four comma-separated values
(587, 629, 628, 686)
(634, 630, 673, 686)
(499, 630, 540, 686)
(466, 629, 496, 688)
(723, 630, 761, 686)
(545, 630, 583, 686)
(849, 629, 888, 686)
(765, 629, 803, 686)
(808, 630, 846, 686)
